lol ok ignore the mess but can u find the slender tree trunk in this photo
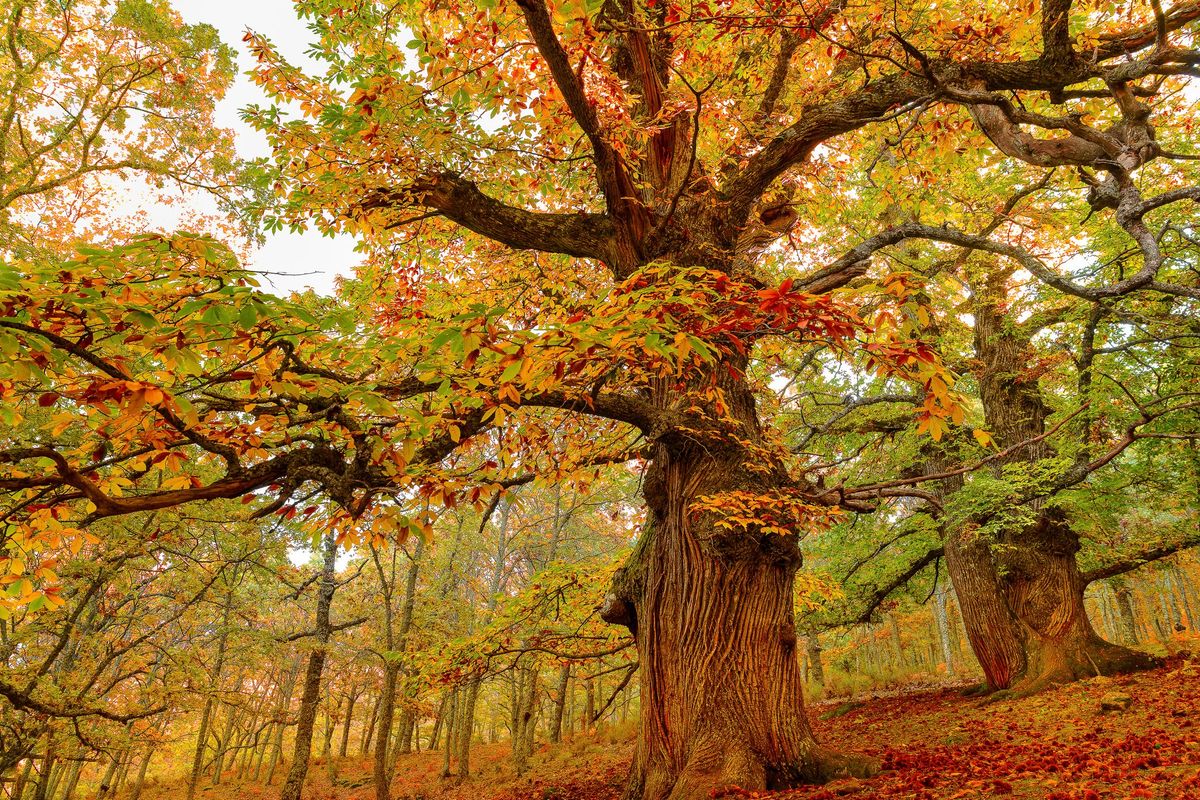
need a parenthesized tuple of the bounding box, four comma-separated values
(549, 664, 570, 743)
(804, 634, 824, 688)
(564, 675, 574, 736)
(260, 656, 301, 783)
(12, 756, 34, 800)
(1171, 566, 1198, 630)
(440, 690, 457, 779)
(888, 615, 904, 669)
(932, 584, 956, 676)
(584, 678, 596, 733)
(510, 667, 539, 778)
(428, 696, 446, 752)
(211, 675, 245, 785)
(396, 708, 415, 756)
(1160, 573, 1184, 632)
(128, 748, 152, 800)
(373, 663, 400, 794)
(188, 588, 233, 800)
(388, 710, 411, 775)
(371, 537, 423, 800)
(280, 533, 339, 800)
(339, 688, 358, 758)
(30, 741, 55, 800)
(321, 696, 338, 760)
(361, 694, 380, 756)
(56, 750, 84, 800)
(94, 743, 124, 799)
(456, 678, 480, 778)
(1095, 587, 1117, 642)
(1110, 579, 1140, 644)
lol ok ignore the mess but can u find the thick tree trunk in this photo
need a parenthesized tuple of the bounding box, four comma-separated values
(940, 273, 1158, 693)
(603, 441, 870, 800)
(945, 512, 1158, 693)
(943, 525, 1026, 690)
(1003, 514, 1156, 689)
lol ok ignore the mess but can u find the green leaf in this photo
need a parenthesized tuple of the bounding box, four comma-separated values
(238, 303, 258, 329)
(126, 309, 159, 328)
(500, 360, 522, 383)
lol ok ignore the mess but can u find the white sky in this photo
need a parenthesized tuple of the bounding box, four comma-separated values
(170, 1, 362, 566)
(172, 0, 359, 297)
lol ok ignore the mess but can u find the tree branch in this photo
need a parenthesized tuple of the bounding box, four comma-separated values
(1083, 534, 1200, 584)
(849, 547, 944, 625)
(365, 171, 617, 263)
(513, 0, 644, 250)
(277, 615, 368, 643)
(724, 0, 1200, 225)
(0, 678, 167, 723)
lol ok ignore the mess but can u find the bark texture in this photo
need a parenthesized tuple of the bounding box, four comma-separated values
(603, 367, 873, 799)
(941, 268, 1158, 693)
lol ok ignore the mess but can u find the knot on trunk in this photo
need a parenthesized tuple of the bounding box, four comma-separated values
(600, 591, 637, 634)
(1010, 508, 1079, 557)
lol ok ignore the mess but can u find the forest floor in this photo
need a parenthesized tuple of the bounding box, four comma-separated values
(144, 652, 1200, 800)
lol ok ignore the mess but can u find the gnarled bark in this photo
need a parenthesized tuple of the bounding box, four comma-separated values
(942, 267, 1158, 693)
(605, 429, 873, 800)
(946, 511, 1158, 693)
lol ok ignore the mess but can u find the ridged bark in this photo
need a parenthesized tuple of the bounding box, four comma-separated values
(944, 268, 1157, 693)
(604, 368, 873, 800)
